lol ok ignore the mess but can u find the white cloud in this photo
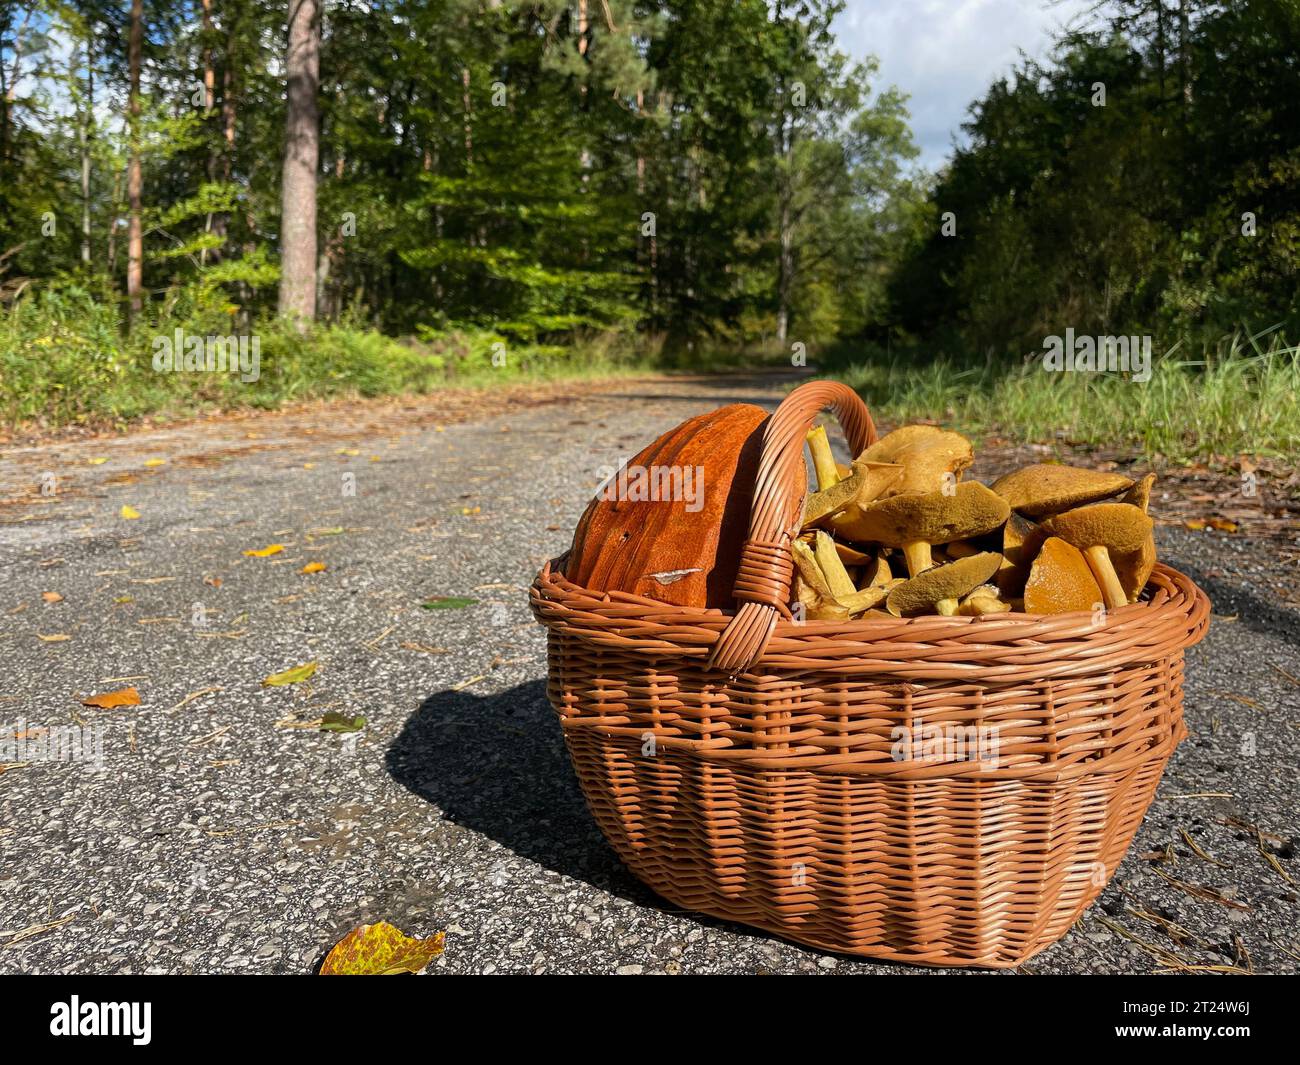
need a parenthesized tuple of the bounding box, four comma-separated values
(836, 0, 1095, 169)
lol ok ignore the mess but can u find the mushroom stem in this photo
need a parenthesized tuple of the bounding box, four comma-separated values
(901, 541, 933, 578)
(1082, 544, 1127, 609)
(806, 426, 839, 490)
(814, 531, 857, 599)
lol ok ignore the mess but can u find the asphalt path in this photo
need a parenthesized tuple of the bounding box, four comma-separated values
(1, 374, 1296, 974)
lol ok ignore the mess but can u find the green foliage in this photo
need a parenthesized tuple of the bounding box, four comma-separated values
(884, 1, 1300, 353)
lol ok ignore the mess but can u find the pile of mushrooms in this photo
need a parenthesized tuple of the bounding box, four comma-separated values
(793, 425, 1157, 619)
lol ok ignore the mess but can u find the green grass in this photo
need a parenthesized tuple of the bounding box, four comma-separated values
(821, 329, 1300, 463)
(0, 286, 651, 434)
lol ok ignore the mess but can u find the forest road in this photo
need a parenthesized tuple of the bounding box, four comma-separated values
(0, 373, 1296, 974)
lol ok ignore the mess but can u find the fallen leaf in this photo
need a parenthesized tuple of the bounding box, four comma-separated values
(81, 686, 141, 709)
(319, 921, 444, 975)
(204, 576, 222, 588)
(114, 595, 134, 604)
(460, 506, 481, 516)
(37, 633, 71, 643)
(262, 661, 318, 687)
(41, 591, 63, 604)
(421, 596, 477, 610)
(320, 712, 365, 733)
(243, 544, 285, 557)
(301, 561, 327, 574)
(1208, 518, 1239, 533)
(143, 458, 166, 468)
(336, 447, 360, 456)
(120, 505, 140, 520)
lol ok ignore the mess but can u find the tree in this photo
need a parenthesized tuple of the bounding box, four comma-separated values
(126, 0, 143, 317)
(278, 0, 320, 324)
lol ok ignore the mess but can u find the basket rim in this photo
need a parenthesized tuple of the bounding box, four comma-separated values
(531, 560, 1211, 683)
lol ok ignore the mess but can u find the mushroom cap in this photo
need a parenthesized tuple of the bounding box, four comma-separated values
(1122, 472, 1156, 513)
(1113, 531, 1156, 602)
(807, 461, 904, 525)
(991, 463, 1133, 517)
(834, 481, 1010, 546)
(886, 552, 1002, 617)
(858, 425, 974, 496)
(996, 511, 1047, 595)
(1023, 536, 1103, 615)
(1044, 502, 1153, 554)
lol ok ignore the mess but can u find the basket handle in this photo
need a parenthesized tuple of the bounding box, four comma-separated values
(708, 380, 877, 673)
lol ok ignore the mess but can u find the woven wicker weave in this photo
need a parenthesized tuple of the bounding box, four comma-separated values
(530, 381, 1210, 967)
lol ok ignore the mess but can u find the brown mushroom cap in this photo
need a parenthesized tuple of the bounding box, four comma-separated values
(996, 511, 1047, 596)
(1045, 502, 1153, 555)
(806, 461, 905, 525)
(1023, 537, 1104, 615)
(1113, 534, 1156, 602)
(834, 481, 1010, 547)
(1122, 472, 1156, 512)
(991, 463, 1134, 517)
(886, 552, 1002, 617)
(857, 425, 974, 496)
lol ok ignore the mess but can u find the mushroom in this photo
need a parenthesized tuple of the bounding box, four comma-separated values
(813, 530, 857, 599)
(1023, 536, 1103, 615)
(990, 463, 1134, 518)
(1115, 473, 1157, 602)
(805, 425, 840, 490)
(958, 584, 1011, 616)
(833, 481, 1011, 578)
(995, 511, 1047, 596)
(1121, 472, 1156, 511)
(886, 552, 1003, 617)
(1043, 502, 1153, 609)
(857, 425, 974, 496)
(804, 460, 904, 526)
(858, 552, 892, 589)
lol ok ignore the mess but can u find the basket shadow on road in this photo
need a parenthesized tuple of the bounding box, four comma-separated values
(385, 678, 662, 909)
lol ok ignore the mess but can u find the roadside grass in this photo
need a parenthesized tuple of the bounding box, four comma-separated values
(0, 287, 652, 434)
(821, 330, 1300, 463)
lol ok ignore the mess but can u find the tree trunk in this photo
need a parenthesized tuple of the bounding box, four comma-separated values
(278, 0, 320, 325)
(126, 0, 144, 318)
(200, 0, 215, 266)
(80, 41, 93, 265)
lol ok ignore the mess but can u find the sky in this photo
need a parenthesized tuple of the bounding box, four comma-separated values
(835, 0, 1096, 169)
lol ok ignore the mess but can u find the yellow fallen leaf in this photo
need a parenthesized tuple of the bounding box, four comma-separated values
(301, 561, 327, 574)
(88, 457, 108, 465)
(1208, 518, 1238, 533)
(114, 595, 134, 604)
(336, 448, 360, 456)
(262, 660, 318, 687)
(303, 462, 316, 470)
(38, 633, 71, 643)
(81, 686, 141, 709)
(460, 506, 481, 516)
(120, 505, 140, 519)
(319, 921, 444, 975)
(243, 544, 285, 557)
(144, 458, 166, 467)
(41, 591, 63, 604)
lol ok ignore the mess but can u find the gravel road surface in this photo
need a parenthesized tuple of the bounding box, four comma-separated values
(1, 374, 1296, 974)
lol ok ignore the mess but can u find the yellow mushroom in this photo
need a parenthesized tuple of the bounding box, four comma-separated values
(834, 481, 1011, 578)
(990, 463, 1134, 518)
(1042, 503, 1153, 609)
(856, 424, 974, 496)
(885, 552, 1003, 617)
(1023, 536, 1104, 615)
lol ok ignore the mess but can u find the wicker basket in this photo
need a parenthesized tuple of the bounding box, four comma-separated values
(530, 381, 1210, 967)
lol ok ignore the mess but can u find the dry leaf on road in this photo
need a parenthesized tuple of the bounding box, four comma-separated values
(319, 921, 444, 975)
(81, 687, 141, 709)
(243, 544, 285, 557)
(262, 661, 318, 687)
